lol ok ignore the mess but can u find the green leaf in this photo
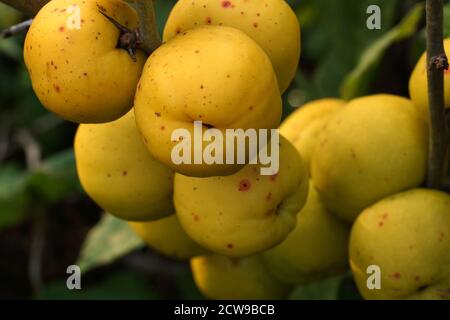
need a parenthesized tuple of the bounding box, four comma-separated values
(289, 274, 348, 300)
(0, 165, 30, 230)
(444, 3, 450, 38)
(77, 214, 144, 273)
(27, 149, 80, 204)
(340, 3, 425, 100)
(0, 39, 22, 61)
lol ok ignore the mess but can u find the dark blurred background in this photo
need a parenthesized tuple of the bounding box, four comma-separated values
(0, 0, 441, 299)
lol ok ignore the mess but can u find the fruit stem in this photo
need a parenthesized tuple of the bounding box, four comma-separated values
(425, 0, 449, 189)
(0, 0, 49, 16)
(134, 0, 161, 54)
(0, 18, 32, 38)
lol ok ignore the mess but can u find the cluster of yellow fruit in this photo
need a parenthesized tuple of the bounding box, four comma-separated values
(22, 0, 450, 300)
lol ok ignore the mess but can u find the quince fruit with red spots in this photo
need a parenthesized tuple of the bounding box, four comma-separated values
(163, 0, 301, 93)
(134, 25, 282, 177)
(74, 110, 174, 221)
(311, 95, 428, 223)
(350, 189, 450, 300)
(191, 254, 290, 299)
(174, 135, 308, 257)
(129, 215, 208, 260)
(24, 0, 145, 123)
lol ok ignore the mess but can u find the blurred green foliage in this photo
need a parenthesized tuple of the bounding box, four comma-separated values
(0, 0, 449, 300)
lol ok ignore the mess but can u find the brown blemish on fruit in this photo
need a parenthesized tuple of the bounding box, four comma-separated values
(143, 137, 148, 144)
(249, 106, 253, 110)
(155, 112, 161, 117)
(253, 22, 258, 28)
(200, 85, 204, 89)
(351, 149, 357, 159)
(391, 272, 401, 279)
(439, 232, 445, 242)
(227, 243, 234, 249)
(414, 276, 421, 281)
(53, 84, 61, 93)
(206, 17, 212, 24)
(122, 171, 128, 176)
(239, 179, 251, 191)
(266, 192, 272, 200)
(378, 221, 384, 227)
(161, 126, 165, 131)
(382, 213, 389, 219)
(191, 212, 200, 222)
(222, 1, 234, 8)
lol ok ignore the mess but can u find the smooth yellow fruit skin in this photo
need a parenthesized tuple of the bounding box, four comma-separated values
(191, 254, 290, 300)
(409, 38, 450, 121)
(163, 0, 301, 94)
(129, 215, 207, 260)
(134, 25, 282, 177)
(280, 98, 345, 169)
(24, 0, 146, 123)
(311, 94, 428, 223)
(263, 181, 350, 285)
(74, 110, 174, 221)
(350, 189, 450, 300)
(174, 135, 309, 257)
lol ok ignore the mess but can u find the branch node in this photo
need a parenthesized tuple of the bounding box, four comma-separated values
(431, 54, 449, 70)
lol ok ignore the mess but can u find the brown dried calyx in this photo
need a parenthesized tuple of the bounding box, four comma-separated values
(98, 10, 143, 62)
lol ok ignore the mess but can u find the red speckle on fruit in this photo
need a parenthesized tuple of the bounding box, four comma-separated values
(53, 85, 61, 93)
(269, 173, 278, 182)
(176, 28, 181, 34)
(253, 22, 258, 28)
(238, 179, 251, 191)
(227, 244, 234, 249)
(391, 272, 401, 279)
(206, 17, 212, 24)
(222, 1, 234, 8)
(58, 26, 65, 32)
(382, 212, 389, 219)
(191, 212, 200, 222)
(266, 192, 272, 200)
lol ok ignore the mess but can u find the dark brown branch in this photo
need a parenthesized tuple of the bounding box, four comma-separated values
(426, 0, 449, 189)
(134, 0, 161, 54)
(0, 0, 48, 16)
